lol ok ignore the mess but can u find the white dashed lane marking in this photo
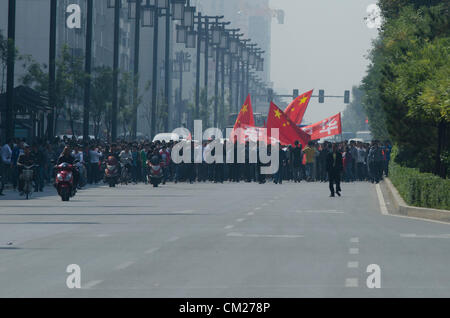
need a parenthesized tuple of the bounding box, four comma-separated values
(226, 232, 303, 239)
(349, 248, 359, 255)
(166, 236, 179, 243)
(224, 225, 234, 230)
(345, 278, 359, 288)
(236, 218, 246, 223)
(115, 261, 134, 270)
(144, 247, 160, 254)
(347, 261, 359, 269)
(82, 280, 103, 289)
(400, 233, 450, 239)
(350, 237, 359, 243)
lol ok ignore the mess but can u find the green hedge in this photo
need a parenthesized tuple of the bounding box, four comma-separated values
(389, 148, 450, 210)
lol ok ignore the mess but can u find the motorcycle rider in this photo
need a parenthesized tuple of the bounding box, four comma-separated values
(119, 144, 133, 181)
(57, 146, 79, 190)
(17, 145, 36, 196)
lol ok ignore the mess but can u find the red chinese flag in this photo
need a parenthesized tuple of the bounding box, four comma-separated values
(284, 90, 313, 125)
(302, 113, 342, 140)
(231, 94, 255, 143)
(233, 94, 255, 129)
(266, 102, 311, 146)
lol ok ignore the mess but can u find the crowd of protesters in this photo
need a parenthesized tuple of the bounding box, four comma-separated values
(0, 135, 391, 197)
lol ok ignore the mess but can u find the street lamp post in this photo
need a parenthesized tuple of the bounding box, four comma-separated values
(3, 0, 16, 143)
(47, 0, 57, 140)
(83, 0, 93, 141)
(151, 6, 160, 139)
(107, 0, 121, 142)
(129, 0, 141, 140)
(173, 51, 190, 127)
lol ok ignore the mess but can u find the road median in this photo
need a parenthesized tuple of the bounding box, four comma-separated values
(383, 178, 450, 223)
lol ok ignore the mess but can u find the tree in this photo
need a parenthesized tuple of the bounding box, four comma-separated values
(361, 2, 449, 176)
(21, 45, 85, 135)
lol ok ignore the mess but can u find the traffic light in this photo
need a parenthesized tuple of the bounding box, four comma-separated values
(293, 89, 299, 100)
(268, 88, 274, 102)
(318, 90, 325, 103)
(344, 90, 350, 104)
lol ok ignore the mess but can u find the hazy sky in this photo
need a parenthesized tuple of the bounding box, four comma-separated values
(270, 0, 379, 124)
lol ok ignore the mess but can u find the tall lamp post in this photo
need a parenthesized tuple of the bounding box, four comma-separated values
(83, 0, 94, 141)
(48, 0, 57, 140)
(173, 51, 191, 127)
(106, 0, 121, 142)
(3, 0, 16, 143)
(211, 20, 229, 128)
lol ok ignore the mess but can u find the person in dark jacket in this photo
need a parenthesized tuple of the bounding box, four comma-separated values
(326, 143, 343, 197)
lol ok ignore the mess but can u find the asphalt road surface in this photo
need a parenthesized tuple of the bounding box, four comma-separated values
(0, 181, 449, 297)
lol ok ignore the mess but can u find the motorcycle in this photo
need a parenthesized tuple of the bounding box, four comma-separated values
(147, 156, 163, 188)
(104, 156, 119, 187)
(21, 164, 38, 200)
(55, 163, 75, 201)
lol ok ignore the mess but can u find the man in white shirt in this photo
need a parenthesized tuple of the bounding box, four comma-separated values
(88, 146, 102, 184)
(1, 139, 13, 194)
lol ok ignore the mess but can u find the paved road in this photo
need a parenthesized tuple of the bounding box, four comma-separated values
(0, 180, 449, 297)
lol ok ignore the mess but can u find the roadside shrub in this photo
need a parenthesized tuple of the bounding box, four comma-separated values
(389, 147, 450, 210)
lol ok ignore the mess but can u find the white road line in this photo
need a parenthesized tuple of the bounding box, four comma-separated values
(254, 207, 262, 210)
(166, 236, 179, 242)
(226, 232, 303, 239)
(236, 218, 246, 223)
(115, 261, 134, 270)
(97, 234, 111, 238)
(375, 183, 388, 215)
(345, 278, 359, 288)
(400, 233, 450, 239)
(349, 248, 359, 255)
(224, 225, 234, 230)
(82, 280, 103, 289)
(247, 212, 255, 216)
(388, 213, 450, 225)
(297, 210, 344, 214)
(350, 237, 359, 243)
(145, 247, 160, 254)
(347, 261, 359, 269)
(177, 210, 194, 214)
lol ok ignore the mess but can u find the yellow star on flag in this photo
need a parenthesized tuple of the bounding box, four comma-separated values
(291, 107, 295, 112)
(274, 109, 282, 119)
(300, 96, 308, 104)
(241, 104, 248, 113)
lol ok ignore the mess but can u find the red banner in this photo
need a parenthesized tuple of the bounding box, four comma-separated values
(301, 113, 342, 140)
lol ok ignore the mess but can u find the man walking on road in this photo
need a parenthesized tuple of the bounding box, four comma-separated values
(326, 143, 343, 197)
